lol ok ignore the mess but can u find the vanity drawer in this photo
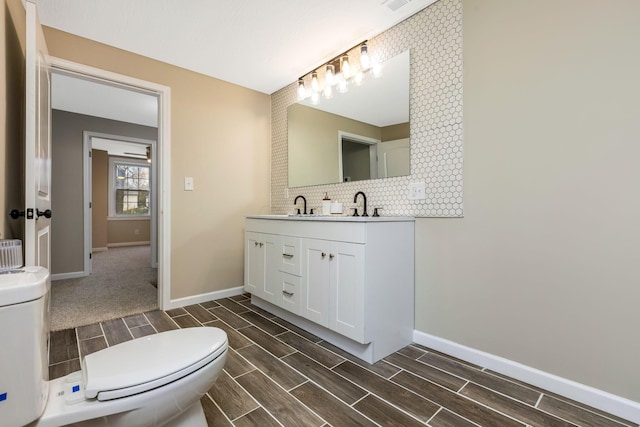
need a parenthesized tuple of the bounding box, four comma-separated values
(273, 272, 300, 314)
(279, 236, 301, 276)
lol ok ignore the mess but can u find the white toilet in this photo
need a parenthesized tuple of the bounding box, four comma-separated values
(0, 267, 228, 427)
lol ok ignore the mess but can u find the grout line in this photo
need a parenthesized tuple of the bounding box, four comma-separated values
(535, 393, 544, 408)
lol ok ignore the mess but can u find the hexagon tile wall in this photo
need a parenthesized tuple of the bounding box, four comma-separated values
(271, 0, 463, 218)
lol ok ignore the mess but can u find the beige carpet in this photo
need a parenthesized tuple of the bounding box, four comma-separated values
(50, 246, 158, 331)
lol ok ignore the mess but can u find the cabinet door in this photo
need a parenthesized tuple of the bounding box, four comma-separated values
(330, 241, 366, 343)
(300, 238, 330, 327)
(244, 232, 263, 296)
(244, 232, 278, 303)
(261, 233, 279, 302)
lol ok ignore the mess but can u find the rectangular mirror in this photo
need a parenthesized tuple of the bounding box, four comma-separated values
(288, 50, 410, 188)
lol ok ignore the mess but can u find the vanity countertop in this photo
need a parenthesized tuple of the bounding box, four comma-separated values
(247, 215, 414, 223)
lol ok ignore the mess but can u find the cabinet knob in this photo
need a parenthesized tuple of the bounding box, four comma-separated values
(254, 242, 258, 247)
(259, 242, 264, 247)
(321, 252, 326, 258)
(329, 253, 335, 260)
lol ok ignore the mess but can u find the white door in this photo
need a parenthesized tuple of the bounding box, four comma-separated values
(25, 1, 52, 268)
(377, 138, 410, 178)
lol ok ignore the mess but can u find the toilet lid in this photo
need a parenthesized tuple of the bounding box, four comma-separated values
(83, 327, 227, 401)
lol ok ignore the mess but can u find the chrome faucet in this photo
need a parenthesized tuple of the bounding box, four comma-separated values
(294, 195, 307, 215)
(354, 191, 368, 217)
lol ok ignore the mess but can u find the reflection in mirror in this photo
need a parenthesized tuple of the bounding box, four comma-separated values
(288, 50, 410, 188)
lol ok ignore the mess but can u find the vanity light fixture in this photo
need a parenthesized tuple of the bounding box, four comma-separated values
(296, 40, 380, 103)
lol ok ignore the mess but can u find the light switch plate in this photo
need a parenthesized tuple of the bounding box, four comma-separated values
(184, 177, 194, 191)
(408, 182, 426, 200)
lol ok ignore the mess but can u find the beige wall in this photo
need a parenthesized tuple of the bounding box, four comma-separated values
(51, 110, 158, 274)
(415, 0, 640, 403)
(44, 28, 271, 297)
(381, 122, 409, 142)
(91, 149, 108, 250)
(288, 103, 380, 187)
(108, 219, 150, 246)
(1, 0, 26, 241)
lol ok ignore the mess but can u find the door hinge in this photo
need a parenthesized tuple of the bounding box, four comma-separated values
(89, 202, 92, 208)
(89, 151, 92, 157)
(89, 253, 92, 259)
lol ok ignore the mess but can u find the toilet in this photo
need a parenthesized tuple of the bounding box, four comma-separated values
(0, 267, 228, 427)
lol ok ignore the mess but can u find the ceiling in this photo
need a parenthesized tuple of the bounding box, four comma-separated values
(33, 0, 437, 95)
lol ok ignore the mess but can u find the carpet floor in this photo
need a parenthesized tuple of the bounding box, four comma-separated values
(50, 246, 158, 331)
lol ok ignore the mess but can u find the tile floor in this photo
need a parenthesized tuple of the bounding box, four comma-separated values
(49, 294, 637, 427)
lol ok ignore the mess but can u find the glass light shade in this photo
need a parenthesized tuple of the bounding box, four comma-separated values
(341, 55, 351, 79)
(325, 64, 335, 86)
(310, 91, 320, 105)
(360, 43, 370, 69)
(297, 79, 306, 99)
(311, 71, 320, 92)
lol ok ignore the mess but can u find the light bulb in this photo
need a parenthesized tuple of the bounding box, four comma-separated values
(311, 71, 320, 92)
(297, 78, 306, 99)
(360, 43, 370, 70)
(325, 64, 335, 86)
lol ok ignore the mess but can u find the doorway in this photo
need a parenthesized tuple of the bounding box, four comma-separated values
(49, 57, 172, 312)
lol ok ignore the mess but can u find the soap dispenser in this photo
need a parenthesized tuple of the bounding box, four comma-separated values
(322, 193, 331, 215)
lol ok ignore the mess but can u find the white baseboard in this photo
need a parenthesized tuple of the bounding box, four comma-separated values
(51, 271, 87, 281)
(413, 330, 640, 424)
(166, 286, 245, 310)
(92, 247, 108, 253)
(107, 241, 150, 248)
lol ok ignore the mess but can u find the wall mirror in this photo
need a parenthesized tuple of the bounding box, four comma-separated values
(288, 50, 410, 188)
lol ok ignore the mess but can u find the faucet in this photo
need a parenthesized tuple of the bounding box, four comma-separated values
(353, 191, 368, 217)
(294, 195, 307, 215)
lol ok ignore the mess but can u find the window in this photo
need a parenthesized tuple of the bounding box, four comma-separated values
(112, 161, 150, 216)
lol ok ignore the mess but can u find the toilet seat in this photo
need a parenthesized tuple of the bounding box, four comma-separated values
(83, 327, 227, 401)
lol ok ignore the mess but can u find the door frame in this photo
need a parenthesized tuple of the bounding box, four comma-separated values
(337, 131, 379, 182)
(83, 132, 158, 275)
(49, 56, 172, 310)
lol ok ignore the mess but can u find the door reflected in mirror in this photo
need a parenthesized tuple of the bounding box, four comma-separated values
(288, 50, 410, 188)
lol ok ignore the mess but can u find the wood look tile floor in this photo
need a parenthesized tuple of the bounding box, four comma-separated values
(49, 294, 637, 427)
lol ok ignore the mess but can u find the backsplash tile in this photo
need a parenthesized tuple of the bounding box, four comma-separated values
(270, 0, 463, 217)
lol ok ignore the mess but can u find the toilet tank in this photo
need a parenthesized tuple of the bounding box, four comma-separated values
(0, 267, 50, 426)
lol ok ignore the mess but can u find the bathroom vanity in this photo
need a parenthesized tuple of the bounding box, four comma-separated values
(244, 215, 414, 363)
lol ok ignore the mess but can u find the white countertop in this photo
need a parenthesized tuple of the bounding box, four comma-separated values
(247, 215, 414, 223)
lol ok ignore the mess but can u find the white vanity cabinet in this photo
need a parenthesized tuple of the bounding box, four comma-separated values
(244, 216, 414, 363)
